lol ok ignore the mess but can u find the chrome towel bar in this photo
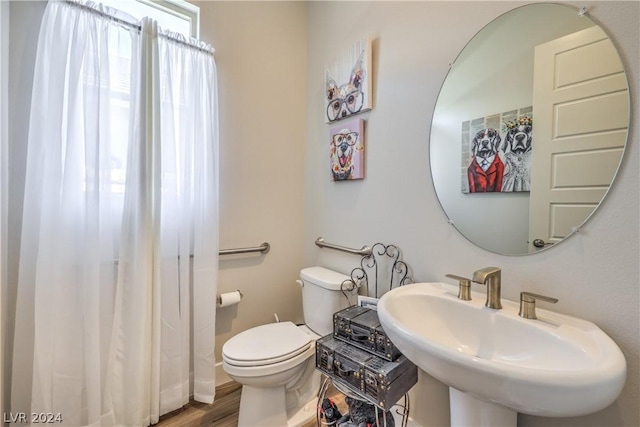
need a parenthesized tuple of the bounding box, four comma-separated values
(315, 237, 372, 256)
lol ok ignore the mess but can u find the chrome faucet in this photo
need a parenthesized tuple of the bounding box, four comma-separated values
(472, 267, 502, 309)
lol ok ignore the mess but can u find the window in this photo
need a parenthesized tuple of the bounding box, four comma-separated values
(84, 0, 200, 194)
(99, 0, 199, 38)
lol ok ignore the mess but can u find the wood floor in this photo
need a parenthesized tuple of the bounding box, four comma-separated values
(155, 382, 241, 427)
(154, 381, 347, 427)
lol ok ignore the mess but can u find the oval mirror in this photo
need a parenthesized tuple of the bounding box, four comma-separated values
(430, 3, 630, 255)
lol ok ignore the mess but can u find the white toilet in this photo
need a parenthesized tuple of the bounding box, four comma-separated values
(222, 266, 351, 427)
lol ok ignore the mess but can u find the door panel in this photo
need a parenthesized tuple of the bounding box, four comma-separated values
(529, 25, 629, 252)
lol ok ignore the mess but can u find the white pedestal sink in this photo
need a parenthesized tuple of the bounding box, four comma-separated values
(377, 283, 626, 426)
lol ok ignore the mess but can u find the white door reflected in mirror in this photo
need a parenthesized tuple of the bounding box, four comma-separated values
(529, 25, 628, 252)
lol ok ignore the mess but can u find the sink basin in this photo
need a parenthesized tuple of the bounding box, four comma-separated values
(377, 282, 626, 421)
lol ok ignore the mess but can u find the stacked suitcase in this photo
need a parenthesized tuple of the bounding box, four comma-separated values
(315, 305, 418, 409)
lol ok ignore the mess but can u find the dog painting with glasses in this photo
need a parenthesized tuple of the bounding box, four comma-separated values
(325, 38, 373, 123)
(330, 118, 365, 181)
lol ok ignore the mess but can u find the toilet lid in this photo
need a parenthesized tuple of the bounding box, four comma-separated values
(222, 321, 312, 366)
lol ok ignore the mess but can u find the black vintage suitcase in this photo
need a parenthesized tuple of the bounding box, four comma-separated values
(333, 306, 402, 361)
(362, 352, 417, 409)
(316, 334, 417, 409)
(316, 334, 373, 392)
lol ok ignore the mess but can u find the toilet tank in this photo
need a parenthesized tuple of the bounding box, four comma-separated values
(300, 267, 351, 336)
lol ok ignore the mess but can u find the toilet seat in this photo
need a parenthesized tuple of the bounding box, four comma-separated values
(223, 321, 312, 367)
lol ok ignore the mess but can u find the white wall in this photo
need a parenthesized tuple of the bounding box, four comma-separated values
(195, 0, 308, 383)
(0, 0, 8, 420)
(4, 0, 45, 415)
(4, 0, 308, 400)
(305, 2, 639, 427)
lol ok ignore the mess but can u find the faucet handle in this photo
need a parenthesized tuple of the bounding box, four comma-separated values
(445, 274, 472, 301)
(519, 292, 559, 319)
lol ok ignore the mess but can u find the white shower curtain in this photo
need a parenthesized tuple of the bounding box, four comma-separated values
(11, 2, 219, 426)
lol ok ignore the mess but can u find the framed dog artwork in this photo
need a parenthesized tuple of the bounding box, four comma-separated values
(325, 38, 373, 123)
(461, 107, 533, 193)
(330, 118, 365, 181)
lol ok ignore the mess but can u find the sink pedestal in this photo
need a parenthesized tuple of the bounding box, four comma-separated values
(449, 388, 516, 427)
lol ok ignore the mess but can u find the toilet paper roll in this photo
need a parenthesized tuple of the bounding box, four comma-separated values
(218, 290, 242, 308)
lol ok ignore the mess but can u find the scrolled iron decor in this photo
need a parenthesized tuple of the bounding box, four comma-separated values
(340, 243, 414, 304)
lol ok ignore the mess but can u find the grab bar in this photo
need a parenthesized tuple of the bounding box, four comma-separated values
(114, 242, 270, 264)
(219, 242, 270, 256)
(315, 237, 372, 256)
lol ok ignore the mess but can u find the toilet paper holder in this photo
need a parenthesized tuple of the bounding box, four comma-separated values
(217, 290, 243, 306)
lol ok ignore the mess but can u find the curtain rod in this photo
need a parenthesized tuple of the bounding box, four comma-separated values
(62, 0, 214, 56)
